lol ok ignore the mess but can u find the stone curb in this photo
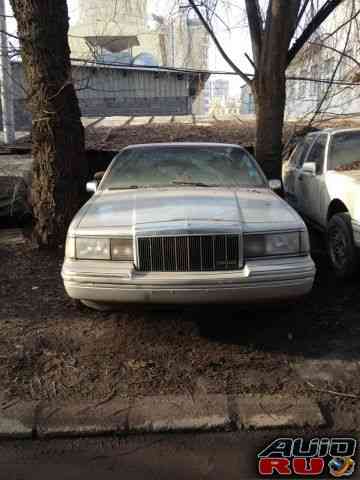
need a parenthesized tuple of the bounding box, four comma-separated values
(0, 394, 325, 439)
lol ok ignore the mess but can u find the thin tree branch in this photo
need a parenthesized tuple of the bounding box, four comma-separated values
(296, 0, 311, 29)
(323, 5, 360, 40)
(310, 41, 360, 70)
(307, 0, 353, 126)
(188, 0, 251, 85)
(288, 0, 346, 66)
(244, 0, 263, 66)
(245, 53, 256, 71)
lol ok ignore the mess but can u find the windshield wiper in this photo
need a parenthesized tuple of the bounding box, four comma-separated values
(108, 185, 139, 190)
(171, 181, 218, 187)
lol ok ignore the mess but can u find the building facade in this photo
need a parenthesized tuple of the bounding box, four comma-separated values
(8, 61, 209, 129)
(286, 0, 360, 119)
(68, 1, 210, 115)
(69, 0, 166, 64)
(240, 0, 360, 120)
(240, 84, 255, 115)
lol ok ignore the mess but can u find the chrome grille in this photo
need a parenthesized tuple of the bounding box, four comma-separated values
(137, 235, 242, 272)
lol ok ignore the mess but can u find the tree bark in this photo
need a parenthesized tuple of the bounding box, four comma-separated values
(252, 0, 300, 179)
(253, 76, 286, 180)
(10, 0, 87, 247)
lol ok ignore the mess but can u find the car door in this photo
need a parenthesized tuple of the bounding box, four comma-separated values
(296, 134, 328, 223)
(283, 135, 316, 211)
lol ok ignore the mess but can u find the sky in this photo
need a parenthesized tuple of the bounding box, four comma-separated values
(5, 0, 252, 95)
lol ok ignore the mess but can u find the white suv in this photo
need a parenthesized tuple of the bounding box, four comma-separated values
(283, 128, 360, 279)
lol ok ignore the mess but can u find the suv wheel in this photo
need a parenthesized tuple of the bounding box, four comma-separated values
(326, 213, 359, 279)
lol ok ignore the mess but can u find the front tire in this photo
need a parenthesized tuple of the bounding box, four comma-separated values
(326, 213, 359, 279)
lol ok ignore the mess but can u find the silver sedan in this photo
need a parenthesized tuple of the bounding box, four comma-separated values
(62, 143, 315, 310)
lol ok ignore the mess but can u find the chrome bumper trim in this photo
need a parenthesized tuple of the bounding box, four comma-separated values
(62, 256, 315, 304)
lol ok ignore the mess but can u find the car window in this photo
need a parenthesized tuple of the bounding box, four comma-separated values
(289, 136, 315, 169)
(101, 146, 267, 189)
(328, 131, 360, 171)
(306, 135, 327, 174)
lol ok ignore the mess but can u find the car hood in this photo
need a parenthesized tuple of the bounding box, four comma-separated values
(75, 187, 301, 233)
(337, 169, 360, 183)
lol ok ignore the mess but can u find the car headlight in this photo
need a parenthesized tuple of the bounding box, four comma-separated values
(76, 238, 110, 260)
(244, 232, 307, 258)
(70, 237, 134, 261)
(110, 238, 133, 261)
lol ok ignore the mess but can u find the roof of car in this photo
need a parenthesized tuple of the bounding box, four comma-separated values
(122, 142, 244, 149)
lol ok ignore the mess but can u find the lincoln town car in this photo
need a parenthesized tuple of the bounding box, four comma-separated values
(62, 143, 315, 310)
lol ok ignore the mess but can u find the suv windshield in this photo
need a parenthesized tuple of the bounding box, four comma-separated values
(328, 132, 360, 171)
(101, 146, 266, 190)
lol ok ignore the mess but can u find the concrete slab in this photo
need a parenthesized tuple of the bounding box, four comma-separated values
(97, 116, 133, 127)
(173, 116, 194, 124)
(0, 401, 36, 439)
(37, 396, 130, 438)
(128, 394, 230, 433)
(152, 116, 173, 124)
(234, 395, 325, 429)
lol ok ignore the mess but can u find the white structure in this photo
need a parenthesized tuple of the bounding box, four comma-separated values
(0, 0, 15, 143)
(69, 1, 209, 71)
(69, 0, 166, 65)
(68, 0, 210, 115)
(240, 84, 255, 115)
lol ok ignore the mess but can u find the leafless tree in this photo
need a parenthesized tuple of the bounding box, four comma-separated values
(189, 0, 346, 178)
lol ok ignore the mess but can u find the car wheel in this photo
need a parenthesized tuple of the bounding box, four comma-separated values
(80, 300, 120, 312)
(326, 213, 359, 279)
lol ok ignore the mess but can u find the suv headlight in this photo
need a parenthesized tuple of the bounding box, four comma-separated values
(244, 231, 308, 258)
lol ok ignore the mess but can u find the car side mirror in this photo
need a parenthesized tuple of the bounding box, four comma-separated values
(86, 180, 98, 194)
(269, 179, 282, 191)
(94, 171, 105, 181)
(302, 162, 316, 175)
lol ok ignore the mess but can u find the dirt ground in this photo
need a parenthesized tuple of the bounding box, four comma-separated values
(1, 228, 360, 427)
(13, 117, 360, 153)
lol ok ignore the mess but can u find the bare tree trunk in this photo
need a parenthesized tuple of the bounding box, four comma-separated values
(10, 0, 87, 247)
(250, 0, 300, 179)
(253, 73, 287, 180)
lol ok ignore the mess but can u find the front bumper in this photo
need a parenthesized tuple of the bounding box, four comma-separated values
(352, 219, 360, 247)
(62, 255, 315, 305)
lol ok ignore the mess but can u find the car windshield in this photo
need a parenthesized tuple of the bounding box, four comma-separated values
(328, 132, 360, 171)
(100, 146, 266, 190)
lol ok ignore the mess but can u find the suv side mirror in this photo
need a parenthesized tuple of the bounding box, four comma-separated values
(86, 180, 98, 194)
(269, 179, 282, 191)
(302, 162, 316, 175)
